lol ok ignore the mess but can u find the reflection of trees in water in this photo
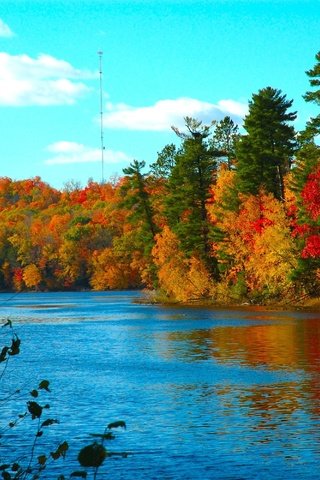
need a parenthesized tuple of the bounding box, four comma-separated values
(164, 315, 320, 421)
(165, 316, 320, 371)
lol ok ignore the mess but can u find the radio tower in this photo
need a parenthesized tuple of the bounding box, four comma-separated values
(98, 51, 105, 183)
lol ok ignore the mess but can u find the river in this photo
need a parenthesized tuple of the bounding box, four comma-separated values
(1, 291, 320, 479)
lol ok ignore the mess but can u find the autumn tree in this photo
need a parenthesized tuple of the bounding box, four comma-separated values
(163, 117, 224, 279)
(209, 188, 298, 303)
(23, 263, 42, 289)
(236, 87, 297, 201)
(119, 160, 160, 285)
(152, 226, 213, 302)
(290, 156, 320, 295)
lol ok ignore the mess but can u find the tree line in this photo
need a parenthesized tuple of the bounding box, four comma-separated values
(0, 51, 320, 304)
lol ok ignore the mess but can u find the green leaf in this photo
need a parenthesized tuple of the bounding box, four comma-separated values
(2, 319, 12, 328)
(37, 455, 47, 466)
(0, 346, 9, 362)
(8, 336, 20, 356)
(56, 441, 68, 459)
(78, 443, 107, 468)
(41, 419, 59, 428)
(38, 380, 50, 392)
(27, 401, 43, 419)
(51, 442, 68, 460)
(0, 465, 10, 471)
(107, 421, 126, 430)
(2, 471, 11, 480)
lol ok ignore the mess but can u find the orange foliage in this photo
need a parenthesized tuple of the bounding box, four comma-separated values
(23, 264, 42, 289)
(152, 226, 213, 301)
(90, 247, 140, 290)
(212, 190, 298, 298)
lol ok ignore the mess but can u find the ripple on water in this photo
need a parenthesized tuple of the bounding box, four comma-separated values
(1, 291, 320, 479)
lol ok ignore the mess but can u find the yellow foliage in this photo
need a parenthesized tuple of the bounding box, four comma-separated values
(23, 264, 42, 289)
(152, 226, 214, 301)
(212, 190, 298, 298)
(207, 169, 236, 223)
(90, 247, 140, 290)
(187, 257, 213, 298)
(246, 225, 297, 295)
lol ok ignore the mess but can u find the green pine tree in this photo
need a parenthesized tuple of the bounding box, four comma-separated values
(303, 51, 320, 140)
(210, 116, 240, 170)
(236, 87, 297, 201)
(150, 144, 178, 179)
(164, 117, 222, 279)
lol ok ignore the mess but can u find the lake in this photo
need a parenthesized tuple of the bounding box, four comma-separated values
(1, 291, 320, 479)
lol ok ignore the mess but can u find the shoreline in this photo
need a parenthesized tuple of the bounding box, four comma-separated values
(137, 291, 320, 313)
(1, 288, 319, 313)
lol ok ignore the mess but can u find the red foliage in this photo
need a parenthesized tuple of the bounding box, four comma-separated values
(70, 189, 88, 204)
(13, 268, 23, 281)
(302, 235, 320, 258)
(286, 203, 297, 218)
(250, 217, 274, 234)
(291, 223, 312, 238)
(302, 168, 320, 221)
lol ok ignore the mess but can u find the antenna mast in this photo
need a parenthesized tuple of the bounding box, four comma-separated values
(98, 51, 105, 183)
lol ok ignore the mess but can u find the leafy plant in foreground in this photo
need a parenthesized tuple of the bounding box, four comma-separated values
(0, 320, 127, 479)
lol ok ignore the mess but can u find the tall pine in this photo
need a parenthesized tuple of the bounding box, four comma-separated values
(122, 159, 158, 248)
(210, 116, 240, 170)
(164, 117, 222, 279)
(236, 87, 297, 201)
(303, 51, 320, 139)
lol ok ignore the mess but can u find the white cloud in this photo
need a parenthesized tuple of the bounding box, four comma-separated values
(45, 141, 132, 166)
(0, 19, 14, 38)
(0, 53, 96, 106)
(103, 97, 248, 131)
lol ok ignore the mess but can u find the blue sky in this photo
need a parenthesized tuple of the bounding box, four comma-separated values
(0, 0, 319, 189)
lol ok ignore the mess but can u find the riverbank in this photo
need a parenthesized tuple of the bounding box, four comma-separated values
(138, 289, 320, 312)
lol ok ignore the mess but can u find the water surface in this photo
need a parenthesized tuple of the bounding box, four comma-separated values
(1, 291, 320, 479)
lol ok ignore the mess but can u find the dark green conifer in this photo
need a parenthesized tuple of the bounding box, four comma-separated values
(122, 159, 157, 240)
(236, 87, 297, 201)
(164, 117, 222, 279)
(211, 116, 240, 170)
(302, 51, 320, 140)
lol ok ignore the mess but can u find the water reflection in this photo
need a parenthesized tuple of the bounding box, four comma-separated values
(164, 313, 320, 372)
(160, 311, 320, 466)
(2, 294, 320, 479)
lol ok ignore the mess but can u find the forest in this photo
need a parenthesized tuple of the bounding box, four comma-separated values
(0, 52, 320, 306)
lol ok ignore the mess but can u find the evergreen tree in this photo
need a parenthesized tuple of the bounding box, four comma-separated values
(122, 160, 157, 241)
(211, 116, 240, 170)
(303, 51, 320, 139)
(291, 142, 320, 199)
(121, 160, 159, 286)
(164, 117, 221, 279)
(150, 144, 178, 179)
(236, 87, 297, 201)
